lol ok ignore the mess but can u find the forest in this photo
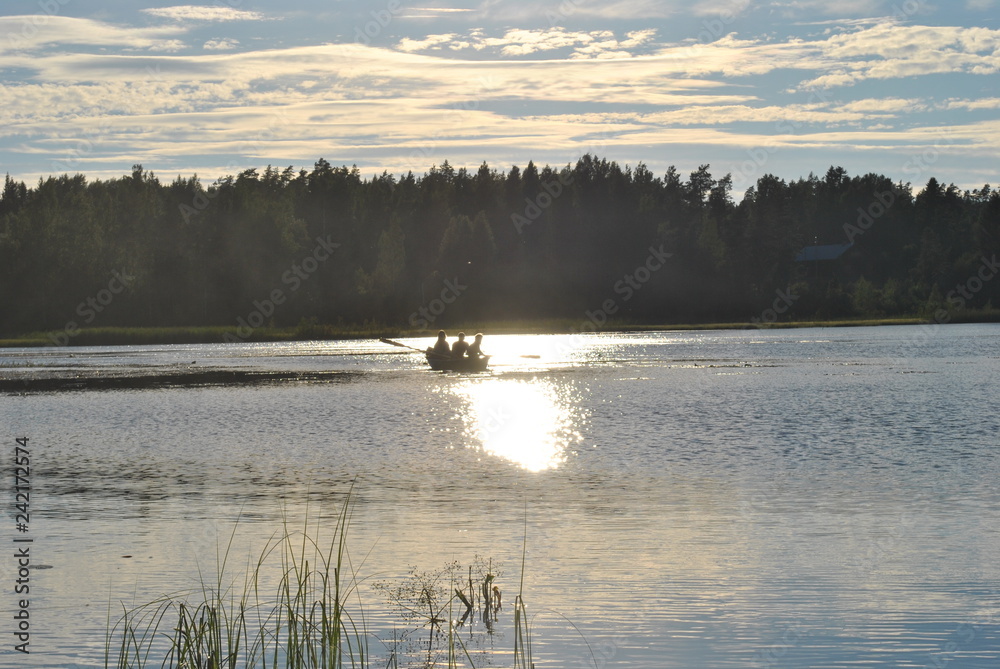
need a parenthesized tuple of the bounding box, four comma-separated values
(1, 155, 998, 340)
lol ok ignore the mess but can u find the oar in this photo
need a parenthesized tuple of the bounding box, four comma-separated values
(380, 337, 451, 359)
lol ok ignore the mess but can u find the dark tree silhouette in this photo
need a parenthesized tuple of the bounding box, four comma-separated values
(0, 158, 996, 337)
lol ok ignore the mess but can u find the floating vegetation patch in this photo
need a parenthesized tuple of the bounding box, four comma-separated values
(0, 369, 363, 393)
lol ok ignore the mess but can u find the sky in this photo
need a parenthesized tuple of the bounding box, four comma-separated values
(1, 0, 998, 194)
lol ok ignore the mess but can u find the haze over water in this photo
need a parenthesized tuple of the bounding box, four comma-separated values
(3, 324, 999, 667)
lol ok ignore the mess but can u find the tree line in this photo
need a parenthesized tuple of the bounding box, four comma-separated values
(1, 156, 998, 337)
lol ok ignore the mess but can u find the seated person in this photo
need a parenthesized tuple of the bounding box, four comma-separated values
(428, 330, 450, 356)
(466, 333, 486, 358)
(451, 332, 470, 358)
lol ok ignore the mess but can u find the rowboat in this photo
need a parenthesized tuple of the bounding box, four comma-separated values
(377, 338, 491, 372)
(426, 352, 490, 372)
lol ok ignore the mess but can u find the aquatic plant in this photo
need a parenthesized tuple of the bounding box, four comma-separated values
(106, 494, 369, 669)
(372, 556, 504, 667)
(106, 493, 536, 669)
(512, 513, 532, 669)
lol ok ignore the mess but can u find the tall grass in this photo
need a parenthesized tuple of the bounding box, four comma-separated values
(106, 494, 536, 669)
(512, 508, 533, 669)
(106, 494, 370, 669)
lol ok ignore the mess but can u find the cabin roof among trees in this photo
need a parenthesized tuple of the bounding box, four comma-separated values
(795, 242, 854, 262)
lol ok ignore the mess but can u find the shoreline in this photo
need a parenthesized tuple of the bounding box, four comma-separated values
(2, 312, 999, 349)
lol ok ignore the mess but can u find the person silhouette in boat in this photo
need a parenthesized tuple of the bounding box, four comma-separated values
(428, 330, 450, 357)
(451, 332, 470, 358)
(466, 333, 486, 358)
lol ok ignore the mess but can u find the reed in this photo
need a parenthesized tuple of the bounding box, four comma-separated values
(106, 494, 537, 669)
(512, 508, 533, 669)
(106, 494, 370, 669)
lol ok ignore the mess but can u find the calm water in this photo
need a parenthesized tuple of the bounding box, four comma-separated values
(2, 325, 999, 668)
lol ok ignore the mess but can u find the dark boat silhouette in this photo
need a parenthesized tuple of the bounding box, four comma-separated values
(425, 352, 490, 372)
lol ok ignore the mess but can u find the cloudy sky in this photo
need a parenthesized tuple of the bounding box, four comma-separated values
(1, 0, 997, 192)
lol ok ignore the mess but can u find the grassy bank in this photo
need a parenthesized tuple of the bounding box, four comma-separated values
(0, 322, 389, 348)
(4, 311, 1000, 349)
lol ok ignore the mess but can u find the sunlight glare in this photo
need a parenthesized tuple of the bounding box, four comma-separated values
(453, 379, 582, 472)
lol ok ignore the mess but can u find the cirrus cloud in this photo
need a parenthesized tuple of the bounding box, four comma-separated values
(0, 6, 997, 191)
(141, 6, 268, 22)
(0, 15, 186, 54)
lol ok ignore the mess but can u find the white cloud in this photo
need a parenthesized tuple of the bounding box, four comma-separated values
(799, 23, 1000, 87)
(644, 21, 1000, 89)
(141, 6, 267, 22)
(766, 0, 887, 17)
(570, 0, 676, 19)
(622, 30, 658, 47)
(396, 27, 657, 58)
(406, 6, 476, 14)
(485, 28, 599, 56)
(0, 16, 186, 54)
(837, 97, 926, 113)
(2, 9, 997, 189)
(204, 39, 240, 51)
(944, 97, 1000, 110)
(479, 0, 674, 21)
(691, 0, 752, 17)
(397, 34, 462, 52)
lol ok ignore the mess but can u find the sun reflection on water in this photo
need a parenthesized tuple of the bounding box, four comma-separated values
(452, 378, 583, 472)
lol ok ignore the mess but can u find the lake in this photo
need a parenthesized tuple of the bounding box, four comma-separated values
(2, 324, 999, 668)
